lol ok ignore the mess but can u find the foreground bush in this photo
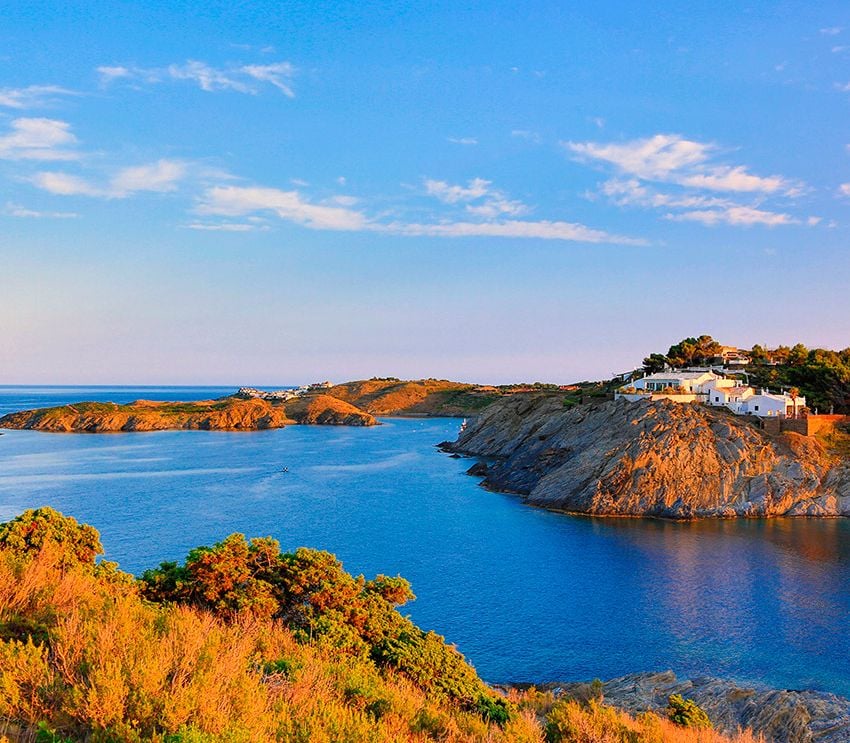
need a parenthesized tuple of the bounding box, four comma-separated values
(0, 508, 760, 742)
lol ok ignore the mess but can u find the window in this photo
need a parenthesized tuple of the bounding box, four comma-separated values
(754, 405, 759, 411)
(715, 396, 719, 402)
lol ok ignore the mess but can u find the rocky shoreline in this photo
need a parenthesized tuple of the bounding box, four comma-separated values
(443, 395, 850, 518)
(509, 672, 850, 743)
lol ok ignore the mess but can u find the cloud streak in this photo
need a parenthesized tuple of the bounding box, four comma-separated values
(0, 85, 76, 109)
(97, 60, 296, 97)
(31, 159, 187, 198)
(195, 182, 645, 245)
(570, 134, 807, 229)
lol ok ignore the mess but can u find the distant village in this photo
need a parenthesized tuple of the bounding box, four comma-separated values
(615, 345, 805, 419)
(237, 381, 333, 402)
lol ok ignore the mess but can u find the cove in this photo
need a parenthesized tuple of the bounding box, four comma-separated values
(1, 386, 849, 696)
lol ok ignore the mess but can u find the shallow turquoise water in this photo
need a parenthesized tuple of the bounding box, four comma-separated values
(1, 386, 849, 694)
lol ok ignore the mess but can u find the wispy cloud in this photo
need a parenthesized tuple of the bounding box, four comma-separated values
(195, 181, 644, 245)
(447, 136, 478, 145)
(97, 60, 296, 97)
(665, 205, 797, 227)
(424, 177, 528, 218)
(566, 134, 796, 194)
(196, 185, 368, 230)
(31, 159, 187, 198)
(839, 183, 850, 197)
(3, 201, 77, 219)
(0, 85, 75, 109)
(0, 118, 79, 161)
(569, 133, 807, 229)
(184, 221, 268, 232)
(820, 26, 843, 35)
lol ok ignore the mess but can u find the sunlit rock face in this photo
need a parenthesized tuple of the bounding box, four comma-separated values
(446, 396, 850, 518)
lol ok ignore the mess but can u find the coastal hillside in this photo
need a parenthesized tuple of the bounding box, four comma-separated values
(0, 507, 760, 742)
(0, 396, 375, 433)
(445, 396, 850, 518)
(325, 378, 500, 416)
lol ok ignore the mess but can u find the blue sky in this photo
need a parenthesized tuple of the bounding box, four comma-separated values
(2, 1, 849, 384)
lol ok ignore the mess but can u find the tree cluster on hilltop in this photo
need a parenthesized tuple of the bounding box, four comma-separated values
(642, 336, 850, 413)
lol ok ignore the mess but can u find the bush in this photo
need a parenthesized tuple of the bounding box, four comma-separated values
(667, 694, 712, 729)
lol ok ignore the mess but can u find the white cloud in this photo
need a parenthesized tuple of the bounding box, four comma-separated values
(840, 183, 850, 196)
(31, 171, 103, 196)
(447, 137, 478, 145)
(666, 206, 797, 227)
(568, 134, 710, 180)
(195, 181, 642, 245)
(599, 178, 734, 209)
(382, 219, 645, 244)
(425, 177, 529, 218)
(425, 178, 491, 203)
(31, 159, 187, 198)
(0, 85, 75, 109)
(566, 133, 795, 194)
(0, 118, 79, 161)
(807, 216, 822, 226)
(3, 201, 77, 219)
(240, 62, 295, 97)
(196, 185, 368, 231)
(111, 160, 187, 194)
(98, 59, 296, 96)
(96, 66, 133, 82)
(821, 26, 843, 35)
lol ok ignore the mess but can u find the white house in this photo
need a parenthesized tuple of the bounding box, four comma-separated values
(629, 370, 722, 394)
(617, 369, 805, 418)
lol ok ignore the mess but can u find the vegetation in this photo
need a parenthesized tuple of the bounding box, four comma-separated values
(0, 507, 761, 742)
(666, 695, 712, 729)
(642, 335, 850, 413)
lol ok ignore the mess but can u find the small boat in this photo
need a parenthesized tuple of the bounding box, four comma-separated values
(281, 466, 289, 473)
(459, 418, 468, 433)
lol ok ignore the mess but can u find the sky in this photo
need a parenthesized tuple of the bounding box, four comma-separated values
(2, 1, 849, 385)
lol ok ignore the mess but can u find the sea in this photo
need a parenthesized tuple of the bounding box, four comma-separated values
(1, 385, 848, 695)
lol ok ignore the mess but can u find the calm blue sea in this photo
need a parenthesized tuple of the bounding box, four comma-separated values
(1, 385, 848, 695)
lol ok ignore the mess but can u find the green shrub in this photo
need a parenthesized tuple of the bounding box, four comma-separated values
(666, 693, 711, 729)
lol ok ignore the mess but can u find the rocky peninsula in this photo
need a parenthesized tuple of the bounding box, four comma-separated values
(444, 395, 850, 518)
(0, 395, 376, 432)
(0, 378, 500, 433)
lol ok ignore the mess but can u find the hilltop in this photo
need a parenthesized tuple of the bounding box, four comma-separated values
(444, 395, 850, 519)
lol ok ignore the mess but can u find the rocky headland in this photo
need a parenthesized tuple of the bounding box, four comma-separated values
(529, 672, 850, 743)
(0, 395, 376, 432)
(443, 395, 850, 518)
(0, 378, 501, 433)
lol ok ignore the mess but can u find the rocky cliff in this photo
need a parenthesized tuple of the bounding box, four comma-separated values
(0, 395, 376, 432)
(541, 672, 850, 743)
(444, 395, 850, 518)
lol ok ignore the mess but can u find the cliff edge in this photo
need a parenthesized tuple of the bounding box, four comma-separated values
(444, 395, 850, 518)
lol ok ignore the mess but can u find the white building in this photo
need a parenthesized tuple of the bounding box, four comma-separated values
(617, 369, 805, 418)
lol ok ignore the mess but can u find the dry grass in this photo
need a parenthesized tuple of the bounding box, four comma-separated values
(0, 540, 760, 743)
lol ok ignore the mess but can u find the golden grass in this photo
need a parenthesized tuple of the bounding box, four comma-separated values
(0, 542, 761, 743)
